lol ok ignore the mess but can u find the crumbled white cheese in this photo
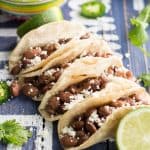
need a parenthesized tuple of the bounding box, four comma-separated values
(64, 94, 85, 110)
(96, 85, 100, 90)
(92, 91, 100, 97)
(81, 89, 93, 97)
(64, 88, 100, 111)
(41, 51, 47, 55)
(87, 86, 91, 90)
(30, 88, 33, 93)
(44, 68, 57, 76)
(56, 68, 60, 71)
(88, 110, 104, 127)
(51, 82, 55, 85)
(28, 56, 42, 67)
(23, 57, 27, 61)
(88, 110, 99, 122)
(132, 96, 136, 100)
(101, 117, 105, 122)
(89, 79, 95, 84)
(56, 97, 60, 100)
(67, 63, 72, 66)
(35, 46, 41, 51)
(62, 127, 76, 137)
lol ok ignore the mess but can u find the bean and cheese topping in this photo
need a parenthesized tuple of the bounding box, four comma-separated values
(60, 94, 148, 148)
(21, 52, 112, 100)
(45, 65, 133, 116)
(11, 33, 92, 75)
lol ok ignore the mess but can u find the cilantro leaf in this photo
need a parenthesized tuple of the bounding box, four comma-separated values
(128, 18, 148, 46)
(128, 5, 150, 56)
(137, 5, 150, 23)
(0, 120, 32, 146)
(139, 73, 150, 87)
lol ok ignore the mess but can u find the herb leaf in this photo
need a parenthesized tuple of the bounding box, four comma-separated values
(0, 120, 32, 146)
(128, 18, 148, 46)
(137, 5, 150, 23)
(128, 5, 150, 56)
(139, 73, 150, 87)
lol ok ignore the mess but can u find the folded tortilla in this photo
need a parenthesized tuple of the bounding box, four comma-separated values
(19, 38, 112, 101)
(39, 56, 134, 121)
(20, 37, 112, 78)
(9, 20, 90, 75)
(58, 80, 150, 150)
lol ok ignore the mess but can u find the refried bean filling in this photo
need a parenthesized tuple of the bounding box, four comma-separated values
(11, 33, 91, 75)
(60, 94, 148, 147)
(21, 51, 112, 99)
(45, 66, 133, 116)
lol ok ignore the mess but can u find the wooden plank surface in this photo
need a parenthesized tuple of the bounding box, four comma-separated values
(0, 0, 149, 149)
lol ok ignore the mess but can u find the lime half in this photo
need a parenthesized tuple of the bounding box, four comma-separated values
(17, 6, 63, 37)
(117, 107, 150, 150)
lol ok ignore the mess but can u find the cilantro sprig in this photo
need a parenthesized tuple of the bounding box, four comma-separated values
(0, 120, 32, 146)
(128, 5, 150, 56)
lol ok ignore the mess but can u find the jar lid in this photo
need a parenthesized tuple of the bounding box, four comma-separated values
(0, 0, 64, 15)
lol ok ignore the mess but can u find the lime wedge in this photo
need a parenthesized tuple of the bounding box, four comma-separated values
(17, 6, 63, 37)
(117, 107, 150, 150)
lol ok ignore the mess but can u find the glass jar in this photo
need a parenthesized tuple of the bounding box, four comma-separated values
(0, 0, 64, 15)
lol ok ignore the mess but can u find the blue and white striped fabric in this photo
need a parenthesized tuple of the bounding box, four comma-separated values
(0, 0, 149, 149)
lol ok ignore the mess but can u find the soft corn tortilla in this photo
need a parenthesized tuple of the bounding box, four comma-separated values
(39, 56, 131, 121)
(9, 20, 89, 74)
(58, 84, 150, 150)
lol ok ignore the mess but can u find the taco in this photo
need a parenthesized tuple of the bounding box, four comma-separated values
(58, 80, 150, 150)
(39, 56, 134, 121)
(9, 20, 91, 75)
(19, 38, 112, 101)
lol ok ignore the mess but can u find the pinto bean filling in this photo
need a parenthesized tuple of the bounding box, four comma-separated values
(60, 94, 147, 147)
(45, 66, 133, 116)
(21, 51, 112, 99)
(11, 43, 60, 75)
(107, 65, 133, 79)
(45, 76, 107, 116)
(22, 66, 62, 99)
(11, 33, 92, 75)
